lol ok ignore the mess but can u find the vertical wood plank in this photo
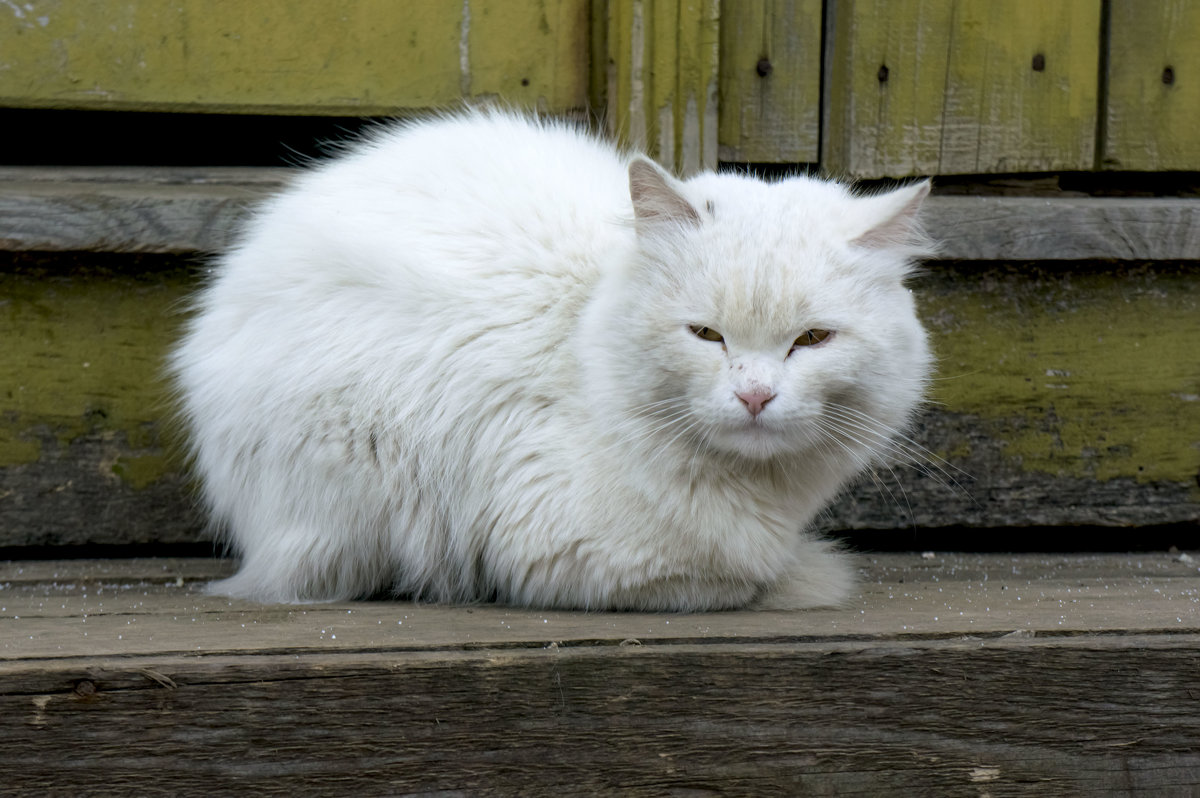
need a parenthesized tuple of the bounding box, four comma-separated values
(823, 0, 1101, 178)
(718, 0, 823, 163)
(466, 0, 591, 114)
(606, 0, 720, 174)
(1104, 0, 1200, 171)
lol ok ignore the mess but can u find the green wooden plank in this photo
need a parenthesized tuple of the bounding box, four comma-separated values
(1104, 0, 1200, 171)
(604, 0, 719, 174)
(0, 0, 589, 115)
(924, 264, 1200, 485)
(2, 254, 1197, 548)
(718, 0, 822, 163)
(823, 0, 1101, 178)
(0, 254, 202, 547)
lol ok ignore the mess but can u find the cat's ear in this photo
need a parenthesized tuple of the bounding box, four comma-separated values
(850, 179, 932, 252)
(628, 157, 700, 227)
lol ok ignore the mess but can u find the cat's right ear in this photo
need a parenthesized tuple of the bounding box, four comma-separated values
(628, 157, 700, 227)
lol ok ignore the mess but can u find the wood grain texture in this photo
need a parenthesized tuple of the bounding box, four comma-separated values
(604, 0, 720, 174)
(925, 195, 1200, 261)
(823, 0, 1101, 178)
(5, 168, 1200, 259)
(1104, 0, 1200, 171)
(2, 554, 1200, 795)
(4, 553, 1199, 657)
(0, 0, 589, 115)
(717, 0, 823, 163)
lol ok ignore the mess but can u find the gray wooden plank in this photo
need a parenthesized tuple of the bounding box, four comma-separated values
(0, 167, 289, 253)
(1, 167, 1199, 260)
(3, 553, 1198, 661)
(5, 642, 1199, 795)
(925, 195, 1200, 260)
(2, 553, 1199, 795)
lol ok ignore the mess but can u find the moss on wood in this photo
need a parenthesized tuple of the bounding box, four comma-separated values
(920, 263, 1199, 487)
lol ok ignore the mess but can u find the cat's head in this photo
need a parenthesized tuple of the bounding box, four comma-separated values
(596, 158, 934, 464)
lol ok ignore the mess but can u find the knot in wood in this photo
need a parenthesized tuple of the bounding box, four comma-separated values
(756, 58, 773, 78)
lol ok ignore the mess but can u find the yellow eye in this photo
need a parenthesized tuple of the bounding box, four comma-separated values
(689, 325, 724, 343)
(793, 329, 833, 348)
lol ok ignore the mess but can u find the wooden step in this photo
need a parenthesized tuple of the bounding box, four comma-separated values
(3, 552, 1199, 794)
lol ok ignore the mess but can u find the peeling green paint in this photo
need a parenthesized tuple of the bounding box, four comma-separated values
(0, 255, 191, 483)
(920, 263, 1200, 485)
(4, 257, 1198, 501)
(0, 428, 41, 466)
(0, 1, 589, 115)
(111, 454, 172, 490)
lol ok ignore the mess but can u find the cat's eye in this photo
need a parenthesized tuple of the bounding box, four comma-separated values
(793, 329, 834, 348)
(689, 325, 724, 343)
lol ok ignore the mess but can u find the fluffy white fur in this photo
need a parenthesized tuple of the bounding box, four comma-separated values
(171, 110, 933, 611)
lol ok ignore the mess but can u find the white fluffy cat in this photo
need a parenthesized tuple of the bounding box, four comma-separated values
(171, 110, 933, 611)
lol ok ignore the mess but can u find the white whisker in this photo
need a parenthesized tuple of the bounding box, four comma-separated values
(822, 402, 976, 504)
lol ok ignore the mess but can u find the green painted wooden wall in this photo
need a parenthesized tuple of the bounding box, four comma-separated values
(0, 1, 590, 116)
(1, 1, 1197, 176)
(1104, 0, 1200, 171)
(1, 2, 1198, 548)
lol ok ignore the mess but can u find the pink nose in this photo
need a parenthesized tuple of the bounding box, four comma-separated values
(736, 390, 775, 417)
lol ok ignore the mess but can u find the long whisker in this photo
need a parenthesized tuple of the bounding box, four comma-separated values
(813, 417, 914, 523)
(823, 403, 976, 503)
(825, 402, 968, 473)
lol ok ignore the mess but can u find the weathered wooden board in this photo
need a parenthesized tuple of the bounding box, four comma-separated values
(717, 0, 822, 163)
(603, 0, 720, 174)
(0, 253, 205, 547)
(823, 0, 1101, 177)
(5, 168, 1200, 260)
(924, 195, 1200, 261)
(892, 262, 1200, 531)
(4, 553, 1199, 656)
(2, 253, 1197, 548)
(2, 554, 1200, 795)
(1104, 0, 1200, 171)
(0, 0, 589, 115)
(0, 167, 285, 253)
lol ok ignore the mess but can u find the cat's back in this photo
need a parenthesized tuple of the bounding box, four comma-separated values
(235, 111, 635, 294)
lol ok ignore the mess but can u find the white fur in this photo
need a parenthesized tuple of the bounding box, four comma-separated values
(170, 110, 933, 611)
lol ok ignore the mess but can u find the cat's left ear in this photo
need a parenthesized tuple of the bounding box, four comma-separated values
(850, 179, 932, 252)
(628, 157, 701, 227)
